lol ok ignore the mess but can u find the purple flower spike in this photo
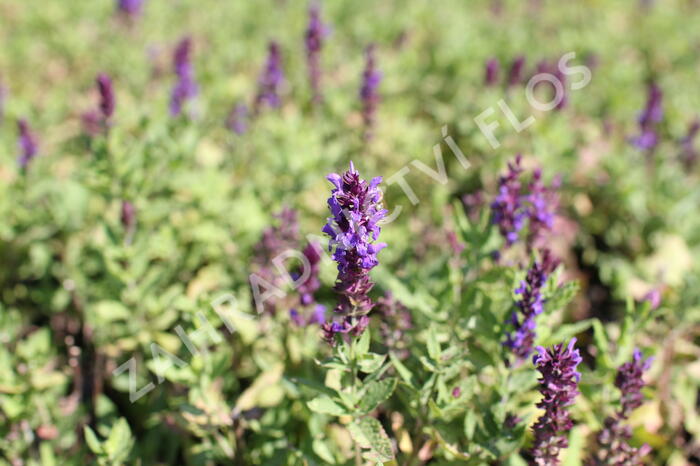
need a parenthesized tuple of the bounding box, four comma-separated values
(630, 83, 663, 150)
(255, 41, 284, 112)
(531, 339, 582, 466)
(305, 2, 329, 104)
(679, 118, 700, 169)
(507, 55, 526, 86)
(491, 155, 525, 246)
(485, 58, 500, 86)
(616, 349, 653, 418)
(321, 162, 387, 344)
(298, 241, 322, 306)
(226, 103, 249, 135)
(504, 249, 559, 360)
(360, 44, 381, 138)
(588, 350, 652, 465)
(170, 37, 198, 117)
(17, 119, 38, 170)
(96, 73, 115, 120)
(117, 0, 144, 18)
(525, 169, 559, 248)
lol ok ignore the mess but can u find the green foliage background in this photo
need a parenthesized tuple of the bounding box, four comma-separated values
(0, 0, 699, 464)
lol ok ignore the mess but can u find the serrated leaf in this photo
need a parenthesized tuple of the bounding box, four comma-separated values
(348, 417, 395, 462)
(358, 378, 397, 414)
(307, 396, 348, 416)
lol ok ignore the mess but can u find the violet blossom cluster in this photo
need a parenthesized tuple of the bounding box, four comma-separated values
(360, 44, 381, 138)
(250, 208, 324, 326)
(504, 249, 559, 360)
(305, 3, 328, 104)
(507, 55, 526, 86)
(491, 156, 558, 249)
(321, 162, 387, 344)
(117, 0, 144, 19)
(491, 155, 526, 246)
(587, 350, 652, 465)
(17, 119, 38, 170)
(376, 292, 413, 359)
(226, 103, 249, 135)
(170, 37, 198, 117)
(485, 58, 500, 86)
(255, 42, 284, 112)
(83, 73, 115, 135)
(531, 339, 583, 466)
(630, 82, 663, 150)
(679, 118, 699, 169)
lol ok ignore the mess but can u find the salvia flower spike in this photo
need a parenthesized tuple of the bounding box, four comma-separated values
(321, 162, 387, 343)
(531, 339, 582, 465)
(360, 44, 381, 138)
(588, 349, 652, 465)
(630, 82, 663, 150)
(504, 249, 559, 360)
(117, 0, 144, 19)
(305, 2, 328, 104)
(170, 37, 198, 117)
(17, 119, 38, 170)
(255, 41, 284, 112)
(507, 55, 526, 86)
(485, 57, 500, 86)
(491, 154, 525, 246)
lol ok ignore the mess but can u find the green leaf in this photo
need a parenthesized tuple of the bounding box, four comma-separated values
(389, 352, 418, 390)
(357, 353, 386, 374)
(84, 426, 103, 455)
(358, 378, 397, 414)
(355, 330, 370, 358)
(348, 417, 395, 462)
(427, 325, 441, 361)
(307, 396, 348, 416)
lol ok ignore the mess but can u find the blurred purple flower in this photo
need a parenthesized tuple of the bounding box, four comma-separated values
(531, 339, 582, 465)
(121, 201, 136, 231)
(376, 292, 413, 359)
(491, 155, 525, 245)
(255, 41, 284, 112)
(630, 83, 663, 150)
(642, 289, 661, 310)
(588, 350, 652, 465)
(360, 44, 381, 138)
(297, 241, 322, 306)
(252, 207, 300, 314)
(679, 118, 699, 169)
(96, 73, 115, 120)
(321, 162, 387, 343)
(524, 169, 559, 249)
(485, 58, 500, 86)
(305, 2, 329, 104)
(507, 55, 526, 86)
(504, 249, 559, 360)
(17, 119, 38, 170)
(170, 37, 198, 117)
(226, 103, 249, 135)
(117, 0, 143, 18)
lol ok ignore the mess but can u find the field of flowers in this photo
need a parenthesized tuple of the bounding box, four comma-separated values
(1, 0, 699, 465)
